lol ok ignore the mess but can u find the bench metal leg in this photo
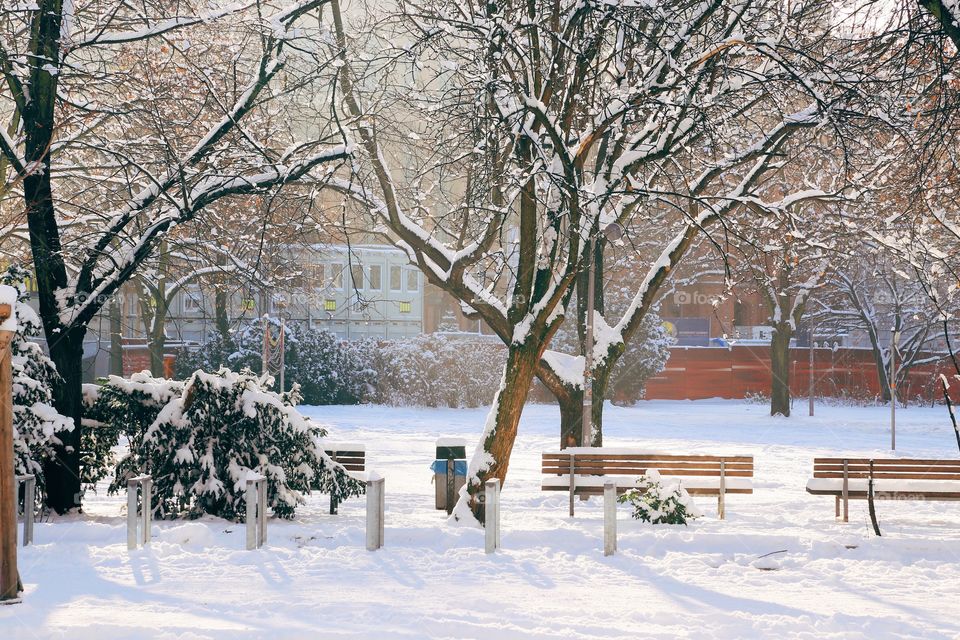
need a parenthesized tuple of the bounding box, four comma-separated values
(835, 495, 840, 518)
(842, 459, 849, 523)
(329, 453, 339, 515)
(718, 460, 726, 520)
(568, 455, 575, 518)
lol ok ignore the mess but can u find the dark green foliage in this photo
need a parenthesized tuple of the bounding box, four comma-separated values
(110, 368, 363, 520)
(617, 471, 700, 525)
(174, 322, 375, 405)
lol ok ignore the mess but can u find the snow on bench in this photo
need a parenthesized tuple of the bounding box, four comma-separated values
(541, 448, 754, 518)
(806, 457, 960, 521)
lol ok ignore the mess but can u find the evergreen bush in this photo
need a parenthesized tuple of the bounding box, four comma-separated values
(103, 368, 363, 520)
(617, 470, 701, 525)
(2, 266, 74, 489)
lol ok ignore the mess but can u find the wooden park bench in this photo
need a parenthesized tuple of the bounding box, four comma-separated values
(541, 449, 754, 518)
(806, 457, 960, 521)
(324, 445, 366, 514)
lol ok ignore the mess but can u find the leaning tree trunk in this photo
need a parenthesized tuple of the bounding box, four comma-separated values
(459, 338, 544, 524)
(42, 326, 86, 513)
(770, 323, 793, 417)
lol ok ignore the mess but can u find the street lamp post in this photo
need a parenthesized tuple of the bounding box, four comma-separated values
(808, 327, 815, 417)
(890, 328, 900, 451)
(581, 222, 624, 448)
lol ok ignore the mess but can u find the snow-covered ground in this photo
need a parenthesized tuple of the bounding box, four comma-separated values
(4, 400, 960, 639)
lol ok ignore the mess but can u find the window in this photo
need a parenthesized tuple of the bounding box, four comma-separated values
(399, 301, 412, 313)
(351, 264, 364, 291)
(240, 298, 255, 311)
(324, 299, 337, 311)
(406, 269, 419, 292)
(311, 264, 326, 288)
(330, 264, 344, 289)
(390, 265, 402, 291)
(184, 292, 202, 314)
(368, 265, 382, 291)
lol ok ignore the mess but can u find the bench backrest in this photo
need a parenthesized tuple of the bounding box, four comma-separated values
(542, 453, 753, 478)
(326, 449, 366, 472)
(813, 458, 960, 480)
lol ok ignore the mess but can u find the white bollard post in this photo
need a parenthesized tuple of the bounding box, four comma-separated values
(604, 481, 617, 556)
(127, 479, 138, 550)
(245, 475, 267, 550)
(15, 475, 35, 546)
(127, 475, 152, 550)
(365, 475, 385, 551)
(141, 477, 152, 546)
(485, 478, 500, 554)
(258, 478, 267, 547)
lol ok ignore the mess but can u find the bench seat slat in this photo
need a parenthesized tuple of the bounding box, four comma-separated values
(544, 475, 753, 493)
(813, 472, 960, 480)
(813, 458, 960, 466)
(543, 453, 753, 463)
(807, 477, 960, 494)
(543, 467, 755, 477)
(814, 465, 960, 474)
(543, 460, 752, 469)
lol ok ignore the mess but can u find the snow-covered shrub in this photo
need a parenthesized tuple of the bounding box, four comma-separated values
(2, 266, 74, 488)
(122, 368, 362, 520)
(82, 372, 185, 489)
(284, 328, 375, 405)
(617, 470, 701, 525)
(373, 333, 506, 407)
(174, 322, 375, 405)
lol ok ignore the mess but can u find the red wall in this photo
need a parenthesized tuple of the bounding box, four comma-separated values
(644, 346, 950, 402)
(122, 345, 175, 378)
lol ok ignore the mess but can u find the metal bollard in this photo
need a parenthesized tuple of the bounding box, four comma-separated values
(126, 475, 153, 550)
(603, 481, 616, 556)
(365, 475, 385, 551)
(15, 474, 35, 546)
(485, 478, 501, 554)
(246, 475, 268, 550)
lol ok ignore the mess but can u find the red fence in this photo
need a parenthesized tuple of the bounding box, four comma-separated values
(642, 345, 950, 402)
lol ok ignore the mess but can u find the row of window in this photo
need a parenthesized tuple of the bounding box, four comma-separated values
(304, 264, 419, 293)
(181, 293, 417, 315)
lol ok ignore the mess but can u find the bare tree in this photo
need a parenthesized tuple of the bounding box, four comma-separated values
(326, 0, 842, 522)
(0, 0, 351, 511)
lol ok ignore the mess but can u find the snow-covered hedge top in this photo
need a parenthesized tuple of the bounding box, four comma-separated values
(85, 371, 185, 408)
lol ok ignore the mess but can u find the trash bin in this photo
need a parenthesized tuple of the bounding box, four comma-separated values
(432, 438, 467, 514)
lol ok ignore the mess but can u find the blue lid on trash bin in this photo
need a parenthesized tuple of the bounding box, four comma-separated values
(430, 459, 468, 475)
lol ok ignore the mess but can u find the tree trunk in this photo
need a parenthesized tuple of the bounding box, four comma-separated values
(557, 385, 583, 448)
(109, 295, 124, 376)
(42, 326, 86, 513)
(148, 298, 167, 377)
(460, 338, 543, 524)
(214, 287, 231, 345)
(770, 323, 792, 417)
(870, 344, 892, 403)
(589, 359, 616, 446)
